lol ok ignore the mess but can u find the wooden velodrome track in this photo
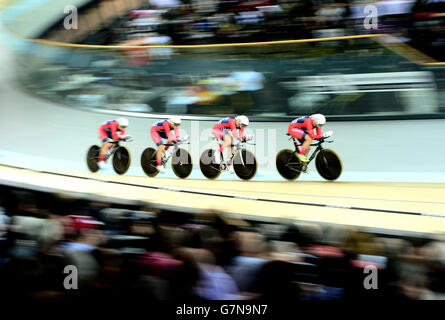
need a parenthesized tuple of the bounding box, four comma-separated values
(2, 164, 445, 236)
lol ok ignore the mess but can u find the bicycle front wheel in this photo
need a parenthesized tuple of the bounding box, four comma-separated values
(315, 149, 342, 181)
(172, 148, 193, 179)
(113, 146, 131, 175)
(233, 149, 257, 180)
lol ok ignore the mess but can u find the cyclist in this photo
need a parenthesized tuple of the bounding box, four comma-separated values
(151, 116, 183, 172)
(288, 114, 331, 164)
(98, 118, 131, 169)
(212, 115, 252, 173)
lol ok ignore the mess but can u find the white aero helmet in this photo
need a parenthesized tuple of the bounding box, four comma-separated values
(310, 114, 326, 126)
(236, 115, 249, 126)
(117, 117, 129, 127)
(168, 116, 182, 125)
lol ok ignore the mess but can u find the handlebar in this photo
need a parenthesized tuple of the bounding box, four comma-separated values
(164, 138, 190, 147)
(243, 139, 256, 145)
(287, 133, 333, 146)
(209, 135, 255, 146)
(111, 138, 133, 143)
(232, 139, 256, 147)
(310, 138, 333, 146)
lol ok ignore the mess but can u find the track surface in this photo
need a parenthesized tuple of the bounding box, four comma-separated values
(2, 164, 445, 236)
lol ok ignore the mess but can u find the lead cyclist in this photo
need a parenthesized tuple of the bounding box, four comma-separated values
(288, 114, 332, 171)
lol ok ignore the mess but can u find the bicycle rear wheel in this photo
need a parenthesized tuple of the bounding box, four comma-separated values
(276, 149, 301, 180)
(86, 145, 100, 173)
(315, 149, 342, 181)
(141, 147, 159, 177)
(233, 149, 257, 180)
(172, 148, 193, 179)
(199, 149, 221, 180)
(113, 146, 131, 175)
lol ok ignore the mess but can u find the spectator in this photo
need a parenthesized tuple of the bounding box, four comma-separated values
(226, 231, 269, 296)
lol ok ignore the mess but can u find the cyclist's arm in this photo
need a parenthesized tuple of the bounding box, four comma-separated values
(163, 122, 175, 141)
(239, 127, 245, 140)
(305, 118, 322, 139)
(229, 119, 242, 140)
(174, 126, 180, 140)
(316, 126, 322, 137)
(110, 122, 120, 141)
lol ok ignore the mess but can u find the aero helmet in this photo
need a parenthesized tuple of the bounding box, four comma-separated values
(310, 114, 326, 126)
(168, 116, 182, 125)
(235, 115, 249, 126)
(117, 117, 129, 127)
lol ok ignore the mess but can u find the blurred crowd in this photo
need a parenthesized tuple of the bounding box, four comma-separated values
(86, 0, 445, 60)
(1, 185, 445, 303)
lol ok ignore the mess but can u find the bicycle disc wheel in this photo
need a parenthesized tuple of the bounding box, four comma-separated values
(199, 149, 221, 180)
(86, 145, 100, 173)
(171, 148, 193, 179)
(315, 149, 342, 181)
(233, 149, 257, 180)
(112, 146, 131, 175)
(141, 147, 159, 177)
(276, 149, 301, 180)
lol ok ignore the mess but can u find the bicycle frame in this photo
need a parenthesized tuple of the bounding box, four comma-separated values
(162, 139, 190, 164)
(213, 137, 254, 168)
(104, 142, 120, 161)
(287, 136, 331, 171)
(104, 138, 134, 161)
(228, 142, 243, 165)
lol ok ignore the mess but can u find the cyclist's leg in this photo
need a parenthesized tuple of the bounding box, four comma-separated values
(212, 128, 225, 163)
(289, 128, 304, 154)
(302, 133, 312, 157)
(225, 133, 233, 163)
(224, 133, 236, 172)
(156, 145, 164, 164)
(98, 129, 111, 163)
(99, 142, 109, 159)
(289, 128, 309, 162)
(151, 130, 164, 167)
(212, 128, 223, 146)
